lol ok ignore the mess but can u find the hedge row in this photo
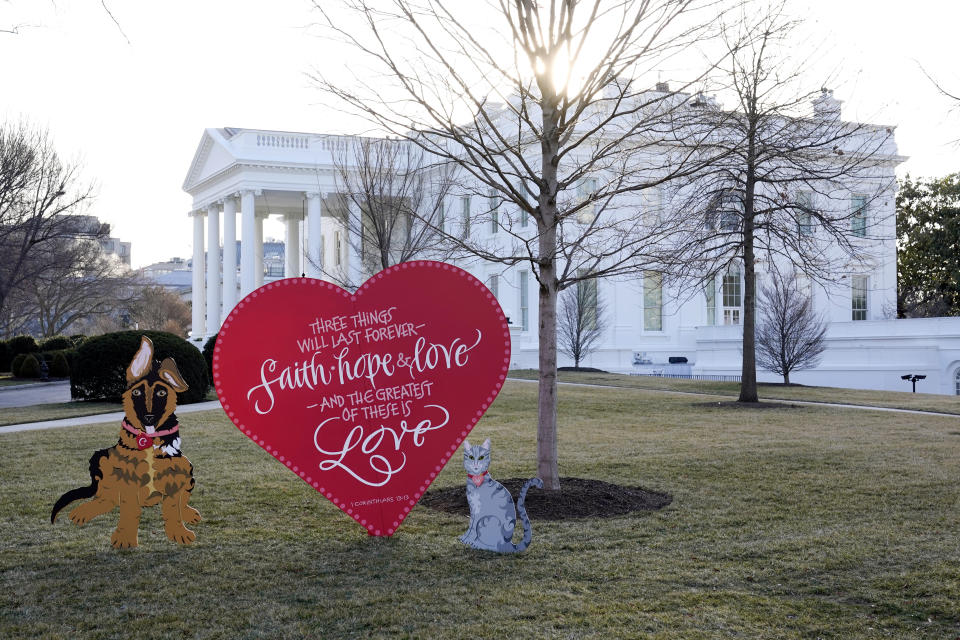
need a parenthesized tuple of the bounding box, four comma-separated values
(70, 331, 208, 404)
(1, 334, 86, 372)
(9, 349, 76, 378)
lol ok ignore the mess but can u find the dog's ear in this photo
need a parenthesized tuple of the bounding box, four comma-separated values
(157, 357, 189, 393)
(126, 336, 154, 384)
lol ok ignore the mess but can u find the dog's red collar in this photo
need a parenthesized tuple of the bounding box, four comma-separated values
(122, 420, 179, 451)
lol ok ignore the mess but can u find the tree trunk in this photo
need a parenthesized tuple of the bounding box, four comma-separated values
(783, 371, 790, 385)
(739, 175, 759, 403)
(536, 85, 561, 491)
(537, 262, 561, 490)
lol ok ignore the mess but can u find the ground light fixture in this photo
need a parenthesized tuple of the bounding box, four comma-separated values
(901, 373, 926, 393)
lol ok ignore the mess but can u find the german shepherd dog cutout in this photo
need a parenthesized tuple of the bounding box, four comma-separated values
(51, 336, 200, 548)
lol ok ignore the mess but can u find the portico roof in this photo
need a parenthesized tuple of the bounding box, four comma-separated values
(182, 127, 358, 211)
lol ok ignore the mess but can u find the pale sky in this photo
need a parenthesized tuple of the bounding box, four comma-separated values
(1, 0, 958, 269)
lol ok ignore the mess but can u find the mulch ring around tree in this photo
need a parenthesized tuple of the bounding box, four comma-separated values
(419, 477, 672, 521)
(692, 400, 804, 410)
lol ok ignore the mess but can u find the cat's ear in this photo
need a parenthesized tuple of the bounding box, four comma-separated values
(463, 439, 472, 453)
(482, 438, 491, 450)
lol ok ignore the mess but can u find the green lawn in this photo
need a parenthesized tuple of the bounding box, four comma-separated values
(510, 369, 960, 415)
(2, 381, 958, 638)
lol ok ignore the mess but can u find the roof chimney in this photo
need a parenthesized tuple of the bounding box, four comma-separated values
(812, 88, 842, 119)
(655, 81, 670, 93)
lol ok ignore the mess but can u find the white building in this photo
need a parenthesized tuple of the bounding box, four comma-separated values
(183, 114, 960, 396)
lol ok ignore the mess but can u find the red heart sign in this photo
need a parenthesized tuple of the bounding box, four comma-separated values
(212, 261, 511, 536)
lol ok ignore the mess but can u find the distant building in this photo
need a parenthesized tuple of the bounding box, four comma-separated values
(141, 257, 192, 300)
(100, 236, 132, 266)
(182, 106, 960, 396)
(61, 214, 132, 266)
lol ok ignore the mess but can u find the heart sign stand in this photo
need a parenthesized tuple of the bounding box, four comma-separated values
(213, 261, 511, 536)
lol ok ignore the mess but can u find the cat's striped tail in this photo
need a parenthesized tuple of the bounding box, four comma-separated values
(512, 477, 544, 552)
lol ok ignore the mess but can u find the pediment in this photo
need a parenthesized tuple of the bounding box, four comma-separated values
(182, 129, 238, 192)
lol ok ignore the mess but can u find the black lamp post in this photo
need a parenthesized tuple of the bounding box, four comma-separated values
(901, 374, 926, 393)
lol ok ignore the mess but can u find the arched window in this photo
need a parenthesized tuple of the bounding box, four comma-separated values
(955, 368, 960, 396)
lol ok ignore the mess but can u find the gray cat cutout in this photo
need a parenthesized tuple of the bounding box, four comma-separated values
(460, 439, 543, 553)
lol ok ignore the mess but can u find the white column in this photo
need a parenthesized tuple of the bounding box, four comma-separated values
(255, 213, 265, 288)
(285, 213, 302, 277)
(205, 202, 221, 337)
(221, 195, 238, 319)
(240, 189, 257, 296)
(347, 199, 363, 290)
(306, 192, 323, 278)
(191, 211, 206, 343)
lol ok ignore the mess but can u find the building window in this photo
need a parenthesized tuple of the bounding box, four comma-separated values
(489, 190, 499, 234)
(519, 270, 529, 331)
(851, 275, 868, 321)
(642, 187, 662, 227)
(797, 191, 815, 235)
(516, 179, 529, 229)
(955, 369, 960, 396)
(704, 276, 716, 326)
(722, 264, 741, 325)
(488, 274, 499, 299)
(438, 199, 445, 233)
(577, 177, 598, 224)
(461, 195, 471, 237)
(851, 195, 867, 238)
(643, 271, 662, 331)
(706, 191, 739, 231)
(334, 231, 342, 266)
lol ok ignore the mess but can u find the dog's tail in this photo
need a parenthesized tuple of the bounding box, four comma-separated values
(51, 449, 108, 523)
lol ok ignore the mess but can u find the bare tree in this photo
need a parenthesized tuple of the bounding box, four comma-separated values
(313, 0, 736, 489)
(674, 4, 895, 402)
(128, 285, 192, 337)
(313, 137, 453, 287)
(755, 271, 826, 384)
(557, 278, 606, 368)
(0, 120, 97, 337)
(23, 237, 141, 337)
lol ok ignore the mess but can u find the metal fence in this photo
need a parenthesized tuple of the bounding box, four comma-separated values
(629, 373, 742, 382)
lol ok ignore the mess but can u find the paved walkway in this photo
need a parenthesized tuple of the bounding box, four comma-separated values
(1, 378, 957, 436)
(0, 380, 71, 408)
(0, 400, 223, 434)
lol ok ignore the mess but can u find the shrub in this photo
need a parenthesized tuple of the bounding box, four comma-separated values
(71, 330, 208, 404)
(8, 335, 38, 357)
(50, 351, 71, 377)
(69, 334, 87, 348)
(202, 332, 219, 384)
(0, 340, 10, 372)
(40, 335, 73, 351)
(10, 354, 27, 377)
(19, 354, 41, 378)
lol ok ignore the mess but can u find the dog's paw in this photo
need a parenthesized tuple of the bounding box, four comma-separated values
(110, 529, 138, 549)
(166, 525, 196, 545)
(69, 504, 96, 526)
(182, 506, 201, 524)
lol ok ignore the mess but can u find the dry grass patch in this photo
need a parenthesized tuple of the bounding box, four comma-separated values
(0, 400, 121, 427)
(1, 381, 958, 638)
(510, 369, 960, 415)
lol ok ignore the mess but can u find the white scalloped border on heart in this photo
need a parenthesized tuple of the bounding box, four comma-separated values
(212, 260, 512, 536)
